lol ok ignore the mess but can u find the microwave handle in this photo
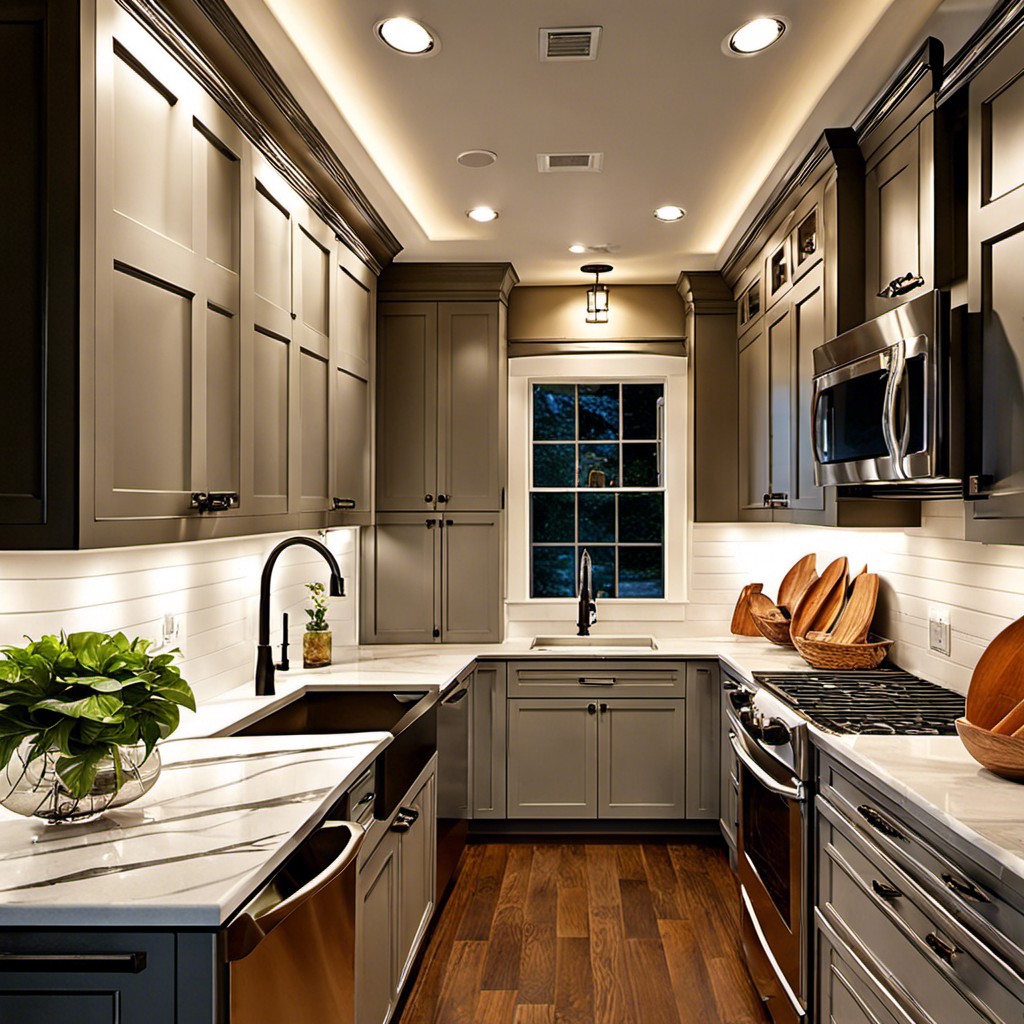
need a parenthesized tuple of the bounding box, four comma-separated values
(882, 340, 908, 480)
(811, 382, 824, 465)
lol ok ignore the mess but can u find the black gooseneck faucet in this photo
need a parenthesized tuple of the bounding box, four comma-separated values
(577, 549, 597, 637)
(255, 536, 345, 696)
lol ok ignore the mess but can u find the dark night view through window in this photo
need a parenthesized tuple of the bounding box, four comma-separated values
(531, 383, 665, 599)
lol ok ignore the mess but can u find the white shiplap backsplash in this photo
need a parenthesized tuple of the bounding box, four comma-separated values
(0, 529, 359, 704)
(690, 502, 1024, 694)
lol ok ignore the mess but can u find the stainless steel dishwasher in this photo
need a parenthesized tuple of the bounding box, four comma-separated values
(436, 672, 472, 895)
(226, 818, 364, 1024)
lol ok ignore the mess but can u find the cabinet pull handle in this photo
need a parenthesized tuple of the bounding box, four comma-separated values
(443, 687, 469, 705)
(877, 272, 925, 299)
(857, 804, 908, 842)
(390, 807, 420, 833)
(0, 952, 147, 974)
(191, 491, 240, 513)
(599, 702, 608, 713)
(357, 791, 375, 805)
(871, 879, 903, 901)
(925, 932, 960, 964)
(578, 677, 615, 686)
(587, 703, 597, 715)
(331, 497, 357, 511)
(426, 519, 436, 528)
(445, 519, 454, 527)
(941, 873, 990, 904)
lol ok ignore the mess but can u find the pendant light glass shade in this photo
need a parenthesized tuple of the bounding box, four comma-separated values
(582, 263, 612, 324)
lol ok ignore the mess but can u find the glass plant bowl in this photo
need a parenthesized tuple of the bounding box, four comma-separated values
(1, 740, 162, 824)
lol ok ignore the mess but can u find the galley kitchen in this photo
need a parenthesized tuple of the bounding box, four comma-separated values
(6, 2, 1024, 1023)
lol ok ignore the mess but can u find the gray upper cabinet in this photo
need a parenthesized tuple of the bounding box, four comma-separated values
(738, 319, 771, 519)
(5, 0, 379, 548)
(440, 513, 503, 643)
(966, 29, 1024, 542)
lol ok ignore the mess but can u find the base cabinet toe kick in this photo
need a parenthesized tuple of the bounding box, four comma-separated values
(815, 752, 1024, 1024)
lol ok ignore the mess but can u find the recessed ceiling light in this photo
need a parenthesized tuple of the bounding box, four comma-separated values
(569, 243, 587, 254)
(457, 150, 498, 168)
(376, 17, 436, 55)
(725, 17, 786, 56)
(654, 205, 686, 223)
(467, 206, 499, 223)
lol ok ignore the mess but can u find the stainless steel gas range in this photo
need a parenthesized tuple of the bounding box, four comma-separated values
(724, 670, 965, 1024)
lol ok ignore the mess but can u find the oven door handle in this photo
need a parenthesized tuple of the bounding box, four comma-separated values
(882, 339, 908, 480)
(729, 731, 805, 802)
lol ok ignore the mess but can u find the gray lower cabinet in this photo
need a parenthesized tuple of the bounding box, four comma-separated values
(471, 661, 507, 819)
(817, 916, 905, 1024)
(356, 756, 437, 1024)
(362, 513, 503, 644)
(506, 697, 686, 820)
(684, 662, 720, 819)
(719, 681, 739, 856)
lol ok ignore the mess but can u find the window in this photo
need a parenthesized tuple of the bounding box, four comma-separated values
(530, 382, 665, 598)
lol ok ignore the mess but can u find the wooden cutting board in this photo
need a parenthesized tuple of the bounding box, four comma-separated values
(777, 554, 817, 615)
(749, 590, 787, 621)
(828, 573, 879, 644)
(730, 583, 764, 636)
(966, 616, 1024, 728)
(791, 557, 849, 639)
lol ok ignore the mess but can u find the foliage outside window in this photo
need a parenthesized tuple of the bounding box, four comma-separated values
(530, 382, 665, 599)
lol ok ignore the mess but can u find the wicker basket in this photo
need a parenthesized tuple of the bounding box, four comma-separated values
(749, 607, 795, 647)
(792, 632, 893, 670)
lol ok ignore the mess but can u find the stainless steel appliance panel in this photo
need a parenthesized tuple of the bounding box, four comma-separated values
(436, 674, 472, 895)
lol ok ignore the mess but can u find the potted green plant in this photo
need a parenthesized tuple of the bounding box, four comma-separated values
(0, 631, 195, 824)
(303, 582, 332, 668)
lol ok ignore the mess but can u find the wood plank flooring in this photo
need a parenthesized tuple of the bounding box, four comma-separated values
(398, 841, 770, 1024)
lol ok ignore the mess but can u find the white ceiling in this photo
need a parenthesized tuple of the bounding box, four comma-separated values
(230, 0, 981, 284)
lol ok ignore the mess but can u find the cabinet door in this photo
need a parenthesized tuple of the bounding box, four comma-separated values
(865, 126, 930, 320)
(598, 700, 686, 819)
(685, 662, 720, 819)
(967, 34, 1024, 542)
(0, 932, 176, 1024)
(471, 661, 507, 819)
(397, 765, 436, 990)
(766, 300, 793, 510)
(738, 321, 771, 518)
(376, 302, 438, 511)
(362, 513, 440, 643)
(784, 264, 826, 514)
(441, 512, 503, 643)
(356, 831, 400, 1024)
(720, 684, 738, 851)
(437, 302, 506, 511)
(507, 699, 597, 818)
(332, 368, 371, 514)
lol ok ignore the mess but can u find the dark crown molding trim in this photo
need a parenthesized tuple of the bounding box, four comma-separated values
(939, 0, 1024, 103)
(676, 271, 735, 315)
(379, 263, 520, 304)
(721, 128, 858, 281)
(116, 0, 400, 274)
(854, 37, 943, 140)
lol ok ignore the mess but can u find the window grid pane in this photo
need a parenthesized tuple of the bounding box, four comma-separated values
(529, 382, 665, 599)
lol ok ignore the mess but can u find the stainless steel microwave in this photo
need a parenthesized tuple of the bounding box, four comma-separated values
(812, 290, 961, 492)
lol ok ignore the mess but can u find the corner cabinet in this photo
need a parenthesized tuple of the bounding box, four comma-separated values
(1, 0, 378, 548)
(362, 264, 518, 644)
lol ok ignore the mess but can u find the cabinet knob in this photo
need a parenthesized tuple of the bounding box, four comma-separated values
(599, 702, 608, 713)
(425, 494, 434, 503)
(191, 492, 240, 513)
(587, 703, 597, 715)
(438, 493, 449, 503)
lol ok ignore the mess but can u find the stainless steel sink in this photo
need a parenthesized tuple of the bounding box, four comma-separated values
(230, 689, 438, 819)
(530, 635, 658, 650)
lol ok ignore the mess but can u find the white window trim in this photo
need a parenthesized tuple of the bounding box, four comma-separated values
(507, 354, 690, 608)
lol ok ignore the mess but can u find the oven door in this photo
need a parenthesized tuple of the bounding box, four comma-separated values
(730, 729, 807, 1024)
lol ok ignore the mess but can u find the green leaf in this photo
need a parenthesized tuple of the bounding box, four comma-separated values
(71, 675, 126, 693)
(148, 700, 180, 738)
(154, 678, 196, 712)
(55, 748, 109, 799)
(30, 692, 125, 723)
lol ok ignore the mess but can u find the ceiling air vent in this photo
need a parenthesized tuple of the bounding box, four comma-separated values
(537, 152, 604, 173)
(539, 26, 602, 62)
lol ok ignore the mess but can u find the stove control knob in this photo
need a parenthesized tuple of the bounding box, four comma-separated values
(760, 717, 791, 746)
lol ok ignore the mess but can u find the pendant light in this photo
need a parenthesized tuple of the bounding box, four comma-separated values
(582, 263, 612, 324)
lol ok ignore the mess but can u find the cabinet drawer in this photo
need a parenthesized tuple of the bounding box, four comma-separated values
(507, 660, 686, 698)
(819, 753, 1024, 966)
(819, 799, 1024, 1024)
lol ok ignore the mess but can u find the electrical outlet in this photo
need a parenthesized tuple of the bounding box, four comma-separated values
(928, 606, 951, 656)
(162, 613, 184, 657)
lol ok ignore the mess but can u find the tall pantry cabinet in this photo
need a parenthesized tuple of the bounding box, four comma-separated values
(362, 265, 518, 644)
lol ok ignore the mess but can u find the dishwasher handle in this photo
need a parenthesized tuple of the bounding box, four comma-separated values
(225, 820, 364, 962)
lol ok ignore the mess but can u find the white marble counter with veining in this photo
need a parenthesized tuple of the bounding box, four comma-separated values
(0, 732, 389, 928)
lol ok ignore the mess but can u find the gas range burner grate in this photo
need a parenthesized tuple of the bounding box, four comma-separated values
(752, 670, 965, 735)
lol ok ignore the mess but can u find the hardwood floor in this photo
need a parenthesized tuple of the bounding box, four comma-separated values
(398, 841, 770, 1024)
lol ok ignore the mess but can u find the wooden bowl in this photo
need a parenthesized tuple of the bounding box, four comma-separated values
(956, 718, 1024, 781)
(748, 606, 795, 647)
(792, 632, 893, 670)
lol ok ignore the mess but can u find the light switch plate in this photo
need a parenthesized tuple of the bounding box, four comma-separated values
(928, 606, 951, 656)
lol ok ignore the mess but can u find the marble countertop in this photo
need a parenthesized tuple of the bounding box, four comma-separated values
(0, 733, 389, 928)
